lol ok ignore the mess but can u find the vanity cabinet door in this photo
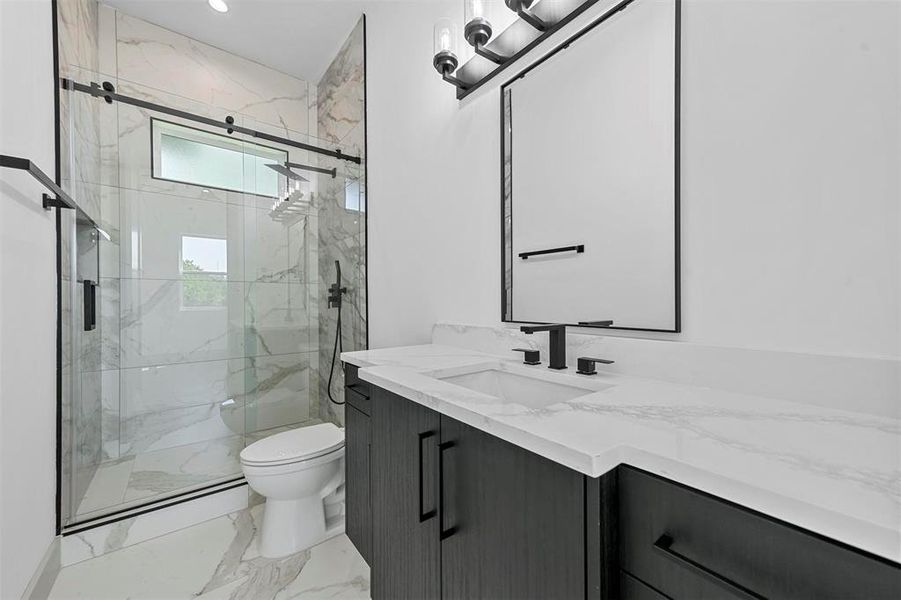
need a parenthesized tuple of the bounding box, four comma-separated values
(345, 403, 371, 565)
(439, 416, 586, 600)
(370, 387, 441, 600)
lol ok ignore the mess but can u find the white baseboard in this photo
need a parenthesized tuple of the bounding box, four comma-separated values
(61, 484, 248, 567)
(22, 537, 60, 600)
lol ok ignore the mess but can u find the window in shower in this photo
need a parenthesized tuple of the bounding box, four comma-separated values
(180, 235, 227, 309)
(152, 118, 287, 198)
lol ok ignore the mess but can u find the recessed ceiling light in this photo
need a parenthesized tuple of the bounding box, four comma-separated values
(208, 0, 228, 13)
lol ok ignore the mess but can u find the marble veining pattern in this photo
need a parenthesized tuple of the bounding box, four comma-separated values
(317, 18, 367, 426)
(341, 342, 901, 563)
(50, 505, 369, 599)
(115, 12, 311, 135)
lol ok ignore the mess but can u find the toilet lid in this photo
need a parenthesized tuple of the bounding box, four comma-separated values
(240, 423, 344, 466)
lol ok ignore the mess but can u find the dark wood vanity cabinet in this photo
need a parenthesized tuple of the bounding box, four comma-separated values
(344, 403, 371, 564)
(344, 366, 901, 600)
(617, 466, 901, 600)
(345, 366, 590, 600)
(439, 415, 586, 600)
(344, 365, 372, 565)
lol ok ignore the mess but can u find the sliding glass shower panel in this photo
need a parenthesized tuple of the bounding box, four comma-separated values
(59, 69, 365, 528)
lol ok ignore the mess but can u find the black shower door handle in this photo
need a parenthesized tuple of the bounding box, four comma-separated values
(83, 280, 97, 331)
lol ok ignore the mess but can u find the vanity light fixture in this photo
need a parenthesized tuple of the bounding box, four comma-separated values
(433, 0, 615, 99)
(504, 0, 549, 31)
(433, 18, 469, 90)
(464, 0, 509, 65)
(208, 0, 228, 14)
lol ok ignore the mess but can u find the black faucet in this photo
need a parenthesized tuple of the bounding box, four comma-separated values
(520, 324, 567, 370)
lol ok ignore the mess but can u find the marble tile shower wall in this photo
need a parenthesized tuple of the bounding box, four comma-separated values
(57, 0, 327, 517)
(317, 19, 367, 427)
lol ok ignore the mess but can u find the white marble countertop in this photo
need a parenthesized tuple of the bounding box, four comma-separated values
(342, 344, 901, 564)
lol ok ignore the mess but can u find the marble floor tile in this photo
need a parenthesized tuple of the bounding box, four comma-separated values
(49, 504, 369, 600)
(73, 422, 324, 515)
(123, 436, 244, 503)
(75, 456, 135, 516)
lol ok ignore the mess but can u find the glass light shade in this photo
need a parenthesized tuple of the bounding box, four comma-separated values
(505, 0, 534, 11)
(464, 0, 487, 24)
(434, 18, 458, 55)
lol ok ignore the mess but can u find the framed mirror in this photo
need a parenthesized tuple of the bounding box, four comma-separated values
(501, 0, 680, 332)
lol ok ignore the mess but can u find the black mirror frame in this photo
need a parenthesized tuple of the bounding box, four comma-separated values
(500, 0, 682, 334)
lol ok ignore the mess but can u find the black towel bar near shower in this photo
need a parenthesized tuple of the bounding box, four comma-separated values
(0, 154, 101, 230)
(518, 244, 585, 259)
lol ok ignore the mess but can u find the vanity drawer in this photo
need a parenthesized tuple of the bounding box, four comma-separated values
(344, 363, 371, 398)
(619, 466, 901, 600)
(346, 386, 370, 415)
(620, 571, 670, 600)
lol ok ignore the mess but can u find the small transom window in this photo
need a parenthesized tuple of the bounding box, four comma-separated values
(152, 119, 287, 198)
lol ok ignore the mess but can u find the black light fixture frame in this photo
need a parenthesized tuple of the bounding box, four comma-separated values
(449, 0, 625, 100)
(500, 0, 681, 334)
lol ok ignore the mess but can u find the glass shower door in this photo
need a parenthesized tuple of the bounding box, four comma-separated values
(59, 67, 366, 527)
(59, 207, 105, 527)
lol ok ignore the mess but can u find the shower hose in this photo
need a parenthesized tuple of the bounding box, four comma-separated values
(327, 289, 345, 406)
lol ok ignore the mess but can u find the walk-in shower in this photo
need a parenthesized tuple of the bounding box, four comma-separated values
(57, 64, 366, 531)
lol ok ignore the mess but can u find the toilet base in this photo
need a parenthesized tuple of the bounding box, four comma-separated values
(259, 495, 345, 558)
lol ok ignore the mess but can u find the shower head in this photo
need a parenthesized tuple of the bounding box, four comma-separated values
(265, 163, 309, 182)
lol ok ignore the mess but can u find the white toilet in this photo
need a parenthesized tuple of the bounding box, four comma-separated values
(240, 423, 345, 558)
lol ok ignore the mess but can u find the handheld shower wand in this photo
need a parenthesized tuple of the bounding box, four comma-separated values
(327, 260, 347, 405)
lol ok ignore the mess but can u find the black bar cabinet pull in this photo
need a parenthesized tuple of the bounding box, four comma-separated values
(652, 534, 767, 600)
(83, 280, 97, 332)
(417, 431, 437, 523)
(438, 441, 457, 540)
(518, 244, 584, 260)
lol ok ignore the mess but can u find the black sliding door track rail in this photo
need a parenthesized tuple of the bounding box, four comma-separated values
(61, 78, 362, 165)
(0, 154, 101, 230)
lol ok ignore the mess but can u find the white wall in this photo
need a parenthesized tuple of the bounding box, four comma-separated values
(365, 0, 900, 360)
(0, 0, 59, 597)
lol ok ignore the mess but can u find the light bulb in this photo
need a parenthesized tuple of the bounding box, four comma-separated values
(463, 0, 493, 48)
(433, 18, 460, 75)
(433, 18, 458, 55)
(465, 0, 486, 23)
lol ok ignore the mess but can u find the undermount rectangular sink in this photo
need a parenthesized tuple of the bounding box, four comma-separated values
(438, 368, 608, 409)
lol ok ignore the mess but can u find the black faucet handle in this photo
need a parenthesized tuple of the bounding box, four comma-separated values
(512, 348, 541, 365)
(576, 357, 615, 375)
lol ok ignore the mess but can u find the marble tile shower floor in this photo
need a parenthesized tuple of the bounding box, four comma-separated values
(76, 423, 320, 518)
(49, 504, 370, 599)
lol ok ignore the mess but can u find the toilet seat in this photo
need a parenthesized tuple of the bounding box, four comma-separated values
(240, 423, 344, 467)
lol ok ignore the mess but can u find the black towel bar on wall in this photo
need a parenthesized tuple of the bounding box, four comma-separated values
(519, 244, 585, 260)
(0, 154, 101, 231)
